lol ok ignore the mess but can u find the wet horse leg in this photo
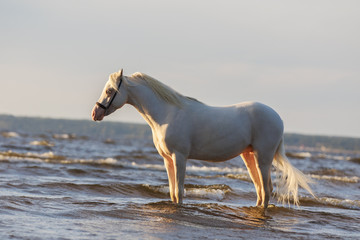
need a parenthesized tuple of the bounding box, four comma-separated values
(241, 146, 263, 206)
(257, 152, 273, 208)
(163, 151, 187, 204)
(172, 151, 187, 204)
(163, 156, 176, 202)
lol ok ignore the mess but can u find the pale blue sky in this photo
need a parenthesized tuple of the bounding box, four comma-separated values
(1, 0, 359, 137)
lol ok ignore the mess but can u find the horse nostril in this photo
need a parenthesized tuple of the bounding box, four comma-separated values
(91, 107, 97, 121)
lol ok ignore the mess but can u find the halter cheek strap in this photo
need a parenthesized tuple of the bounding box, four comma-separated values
(96, 69, 123, 111)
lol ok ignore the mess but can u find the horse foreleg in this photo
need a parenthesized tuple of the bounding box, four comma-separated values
(241, 148, 263, 206)
(163, 156, 176, 202)
(172, 152, 187, 204)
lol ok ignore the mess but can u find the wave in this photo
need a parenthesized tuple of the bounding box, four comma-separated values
(128, 163, 248, 174)
(51, 133, 89, 141)
(309, 174, 359, 183)
(314, 153, 354, 161)
(286, 152, 312, 159)
(59, 158, 118, 165)
(5, 182, 167, 199)
(143, 184, 232, 201)
(142, 184, 169, 195)
(286, 151, 359, 161)
(1, 144, 34, 152)
(2, 149, 357, 184)
(223, 173, 252, 182)
(104, 138, 116, 144)
(0, 151, 161, 168)
(0, 150, 65, 162)
(115, 161, 248, 175)
(0, 151, 121, 166)
(30, 140, 55, 147)
(185, 184, 232, 200)
(1, 131, 20, 138)
(299, 196, 360, 210)
(270, 190, 360, 210)
(122, 161, 165, 171)
(52, 133, 77, 140)
(317, 197, 360, 209)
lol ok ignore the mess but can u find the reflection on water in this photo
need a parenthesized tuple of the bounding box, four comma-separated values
(140, 201, 298, 231)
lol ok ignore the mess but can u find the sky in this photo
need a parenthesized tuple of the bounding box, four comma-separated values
(1, 0, 359, 137)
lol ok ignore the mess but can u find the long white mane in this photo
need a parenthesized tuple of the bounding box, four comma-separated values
(130, 72, 195, 107)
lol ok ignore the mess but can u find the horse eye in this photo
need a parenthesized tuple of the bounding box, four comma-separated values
(106, 89, 113, 95)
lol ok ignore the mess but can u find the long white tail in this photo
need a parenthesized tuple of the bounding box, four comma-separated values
(273, 138, 315, 206)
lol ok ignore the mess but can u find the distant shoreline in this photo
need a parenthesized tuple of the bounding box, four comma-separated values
(1, 114, 359, 152)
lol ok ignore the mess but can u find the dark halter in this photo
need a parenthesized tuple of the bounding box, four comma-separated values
(96, 69, 123, 111)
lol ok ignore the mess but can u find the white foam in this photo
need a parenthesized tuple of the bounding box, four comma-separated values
(0, 151, 68, 163)
(309, 174, 359, 183)
(39, 151, 55, 158)
(224, 173, 251, 181)
(30, 140, 55, 147)
(122, 162, 247, 174)
(58, 157, 117, 165)
(112, 161, 165, 170)
(129, 162, 165, 171)
(287, 151, 357, 161)
(52, 133, 75, 139)
(0, 151, 42, 162)
(297, 152, 312, 158)
(143, 184, 170, 194)
(143, 184, 230, 201)
(287, 152, 312, 159)
(326, 155, 352, 161)
(1, 131, 19, 138)
(318, 197, 360, 209)
(185, 188, 229, 201)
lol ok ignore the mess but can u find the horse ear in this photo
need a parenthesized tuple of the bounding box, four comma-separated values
(118, 69, 123, 79)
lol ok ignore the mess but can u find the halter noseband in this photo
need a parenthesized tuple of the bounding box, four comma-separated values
(96, 70, 123, 111)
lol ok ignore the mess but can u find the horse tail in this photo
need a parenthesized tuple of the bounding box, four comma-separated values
(273, 138, 315, 206)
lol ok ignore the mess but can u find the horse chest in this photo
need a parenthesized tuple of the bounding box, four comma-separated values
(153, 137, 171, 158)
(151, 124, 191, 158)
(151, 127, 177, 158)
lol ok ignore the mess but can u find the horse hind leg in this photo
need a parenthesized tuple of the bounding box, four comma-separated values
(241, 146, 263, 206)
(257, 152, 274, 208)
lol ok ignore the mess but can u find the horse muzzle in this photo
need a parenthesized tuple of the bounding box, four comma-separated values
(91, 104, 105, 121)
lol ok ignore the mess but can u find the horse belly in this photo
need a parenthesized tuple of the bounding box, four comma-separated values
(188, 129, 250, 162)
(189, 146, 244, 162)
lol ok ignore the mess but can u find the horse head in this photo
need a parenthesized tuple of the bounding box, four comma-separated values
(92, 69, 128, 121)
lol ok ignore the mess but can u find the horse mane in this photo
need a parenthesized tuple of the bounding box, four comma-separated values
(130, 72, 201, 107)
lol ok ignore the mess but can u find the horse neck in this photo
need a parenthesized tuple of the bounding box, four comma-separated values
(126, 79, 177, 127)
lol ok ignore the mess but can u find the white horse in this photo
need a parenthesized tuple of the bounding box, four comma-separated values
(91, 69, 314, 208)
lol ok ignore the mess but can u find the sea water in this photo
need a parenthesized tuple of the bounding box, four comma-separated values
(0, 130, 359, 239)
